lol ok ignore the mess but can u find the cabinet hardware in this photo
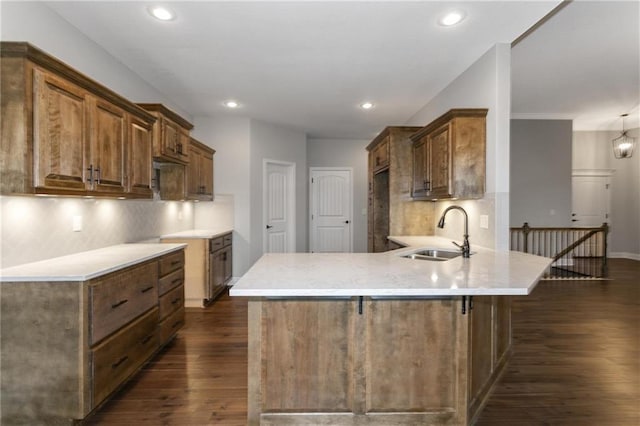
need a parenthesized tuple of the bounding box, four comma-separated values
(111, 355, 128, 369)
(87, 164, 94, 183)
(171, 297, 181, 305)
(171, 260, 181, 265)
(111, 299, 128, 309)
(141, 334, 153, 345)
(358, 296, 363, 315)
(95, 167, 101, 184)
(266, 225, 273, 229)
(461, 296, 467, 315)
(172, 278, 182, 285)
(140, 286, 154, 293)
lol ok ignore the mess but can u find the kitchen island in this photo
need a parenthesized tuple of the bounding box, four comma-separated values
(230, 236, 552, 426)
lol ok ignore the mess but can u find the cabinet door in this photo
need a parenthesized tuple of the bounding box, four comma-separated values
(371, 137, 390, 173)
(411, 138, 428, 198)
(91, 99, 126, 193)
(200, 148, 214, 198)
(428, 123, 453, 198)
(186, 145, 202, 197)
(127, 115, 153, 198)
(177, 128, 190, 162)
(162, 119, 180, 159)
(223, 245, 232, 283)
(33, 68, 89, 191)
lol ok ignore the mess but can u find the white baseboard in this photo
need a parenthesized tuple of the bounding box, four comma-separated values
(610, 252, 640, 261)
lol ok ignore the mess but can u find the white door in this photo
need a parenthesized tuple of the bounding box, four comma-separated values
(310, 168, 352, 253)
(264, 160, 296, 253)
(572, 176, 610, 227)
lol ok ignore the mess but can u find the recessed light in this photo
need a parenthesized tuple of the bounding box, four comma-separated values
(148, 6, 176, 21)
(360, 102, 374, 110)
(224, 100, 239, 108)
(439, 10, 465, 27)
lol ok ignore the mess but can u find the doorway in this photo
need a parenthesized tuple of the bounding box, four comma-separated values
(263, 160, 296, 253)
(572, 174, 611, 227)
(309, 168, 353, 253)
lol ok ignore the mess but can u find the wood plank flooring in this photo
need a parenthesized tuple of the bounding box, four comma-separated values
(85, 258, 639, 425)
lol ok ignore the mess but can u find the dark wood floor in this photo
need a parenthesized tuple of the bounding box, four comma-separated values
(86, 259, 639, 425)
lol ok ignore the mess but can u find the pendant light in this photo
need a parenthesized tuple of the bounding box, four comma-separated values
(612, 114, 636, 159)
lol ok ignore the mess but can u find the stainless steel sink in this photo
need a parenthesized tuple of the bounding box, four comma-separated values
(401, 249, 463, 261)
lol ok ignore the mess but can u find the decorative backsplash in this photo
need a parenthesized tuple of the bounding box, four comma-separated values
(0, 196, 195, 268)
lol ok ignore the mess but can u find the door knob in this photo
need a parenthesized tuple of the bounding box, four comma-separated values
(266, 225, 273, 229)
(344, 220, 350, 224)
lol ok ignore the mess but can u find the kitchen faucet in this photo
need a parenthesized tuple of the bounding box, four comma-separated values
(437, 205, 470, 258)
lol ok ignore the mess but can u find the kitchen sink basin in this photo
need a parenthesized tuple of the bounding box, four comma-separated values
(401, 249, 463, 261)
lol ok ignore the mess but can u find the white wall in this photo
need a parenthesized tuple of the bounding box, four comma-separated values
(405, 44, 512, 251)
(0, 1, 196, 268)
(250, 120, 308, 264)
(573, 128, 640, 258)
(510, 119, 573, 227)
(307, 138, 369, 253)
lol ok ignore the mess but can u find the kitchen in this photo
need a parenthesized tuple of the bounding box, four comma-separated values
(1, 1, 639, 425)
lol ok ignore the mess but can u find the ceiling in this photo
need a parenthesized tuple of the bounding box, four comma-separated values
(42, 1, 638, 138)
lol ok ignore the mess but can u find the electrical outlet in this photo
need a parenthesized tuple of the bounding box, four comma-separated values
(72, 215, 83, 232)
(480, 215, 489, 229)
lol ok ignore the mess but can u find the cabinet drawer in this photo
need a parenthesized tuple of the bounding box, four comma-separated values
(158, 267, 184, 296)
(223, 233, 232, 247)
(159, 250, 184, 277)
(92, 307, 159, 406)
(90, 262, 158, 345)
(159, 307, 185, 344)
(159, 284, 184, 320)
(210, 236, 224, 251)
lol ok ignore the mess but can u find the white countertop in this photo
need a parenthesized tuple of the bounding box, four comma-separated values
(229, 236, 553, 297)
(0, 243, 186, 282)
(160, 228, 233, 239)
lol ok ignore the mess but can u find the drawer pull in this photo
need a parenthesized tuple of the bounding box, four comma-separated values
(172, 320, 182, 329)
(171, 260, 181, 266)
(141, 286, 154, 293)
(171, 297, 181, 305)
(172, 278, 182, 284)
(141, 334, 154, 345)
(112, 356, 129, 369)
(111, 299, 128, 309)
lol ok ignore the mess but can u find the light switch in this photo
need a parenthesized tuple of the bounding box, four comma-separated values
(72, 215, 82, 232)
(480, 215, 489, 229)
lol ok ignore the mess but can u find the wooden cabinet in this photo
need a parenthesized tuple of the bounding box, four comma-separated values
(157, 162, 186, 201)
(0, 249, 186, 424)
(127, 114, 154, 197)
(410, 109, 488, 200)
(160, 233, 232, 308)
(1, 42, 156, 198)
(137, 103, 193, 165)
(366, 126, 430, 253)
(186, 137, 215, 201)
(248, 296, 511, 425)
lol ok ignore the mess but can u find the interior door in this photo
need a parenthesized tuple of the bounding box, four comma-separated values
(310, 169, 352, 253)
(572, 176, 610, 227)
(264, 161, 296, 253)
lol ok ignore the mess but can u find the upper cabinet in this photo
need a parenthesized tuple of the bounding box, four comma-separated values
(1, 42, 156, 198)
(410, 109, 487, 201)
(186, 138, 215, 201)
(137, 103, 193, 165)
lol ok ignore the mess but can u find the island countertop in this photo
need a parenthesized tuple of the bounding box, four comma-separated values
(229, 236, 553, 297)
(0, 243, 186, 282)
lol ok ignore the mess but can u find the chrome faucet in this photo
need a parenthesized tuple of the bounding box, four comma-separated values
(437, 205, 470, 258)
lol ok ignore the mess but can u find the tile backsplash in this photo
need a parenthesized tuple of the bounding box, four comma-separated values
(0, 196, 195, 268)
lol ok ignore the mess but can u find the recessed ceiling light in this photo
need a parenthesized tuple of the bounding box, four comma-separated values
(148, 6, 176, 21)
(439, 10, 465, 27)
(224, 100, 239, 108)
(360, 102, 374, 110)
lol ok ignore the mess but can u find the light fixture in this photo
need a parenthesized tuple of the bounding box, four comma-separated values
(224, 100, 239, 108)
(360, 102, 374, 110)
(612, 113, 636, 159)
(439, 10, 465, 27)
(148, 6, 176, 21)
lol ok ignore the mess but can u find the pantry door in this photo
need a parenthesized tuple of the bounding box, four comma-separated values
(264, 160, 296, 253)
(309, 168, 353, 253)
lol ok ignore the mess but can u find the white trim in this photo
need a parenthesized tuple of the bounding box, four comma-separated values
(609, 252, 640, 261)
(572, 169, 615, 177)
(309, 167, 354, 253)
(263, 159, 296, 253)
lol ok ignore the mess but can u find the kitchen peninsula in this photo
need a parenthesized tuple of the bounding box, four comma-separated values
(230, 236, 552, 426)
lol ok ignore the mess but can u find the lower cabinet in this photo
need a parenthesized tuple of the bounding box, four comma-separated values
(0, 249, 185, 425)
(161, 232, 232, 308)
(248, 296, 510, 425)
